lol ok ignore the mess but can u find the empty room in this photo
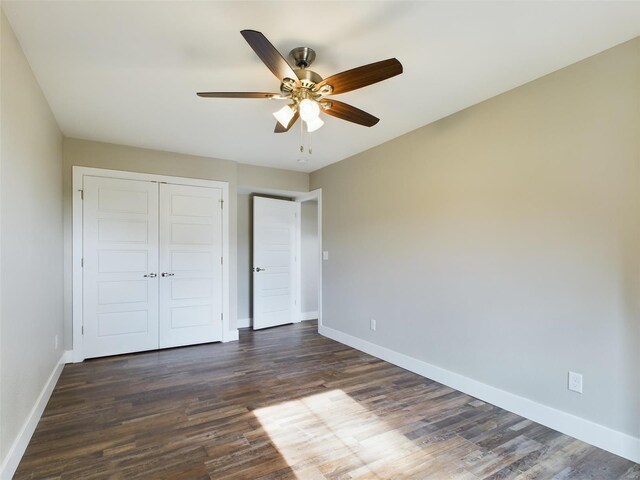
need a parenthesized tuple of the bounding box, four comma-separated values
(1, 1, 639, 478)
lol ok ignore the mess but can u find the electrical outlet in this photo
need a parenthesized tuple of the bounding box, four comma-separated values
(370, 318, 376, 331)
(568, 371, 583, 394)
(55, 335, 59, 350)
(322, 251, 329, 261)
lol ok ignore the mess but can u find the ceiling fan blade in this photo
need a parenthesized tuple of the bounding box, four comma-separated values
(275, 112, 299, 133)
(240, 30, 299, 84)
(323, 100, 379, 127)
(197, 92, 280, 98)
(316, 58, 403, 95)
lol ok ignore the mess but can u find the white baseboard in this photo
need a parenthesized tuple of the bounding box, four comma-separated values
(237, 317, 252, 328)
(222, 329, 239, 342)
(319, 325, 640, 464)
(301, 311, 319, 321)
(0, 350, 71, 480)
(62, 350, 72, 364)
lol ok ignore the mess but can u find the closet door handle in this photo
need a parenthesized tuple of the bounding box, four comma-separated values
(144, 273, 157, 278)
(161, 272, 175, 277)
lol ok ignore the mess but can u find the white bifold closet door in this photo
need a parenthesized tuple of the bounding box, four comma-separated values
(83, 176, 223, 359)
(159, 183, 223, 348)
(83, 176, 160, 358)
(253, 196, 299, 330)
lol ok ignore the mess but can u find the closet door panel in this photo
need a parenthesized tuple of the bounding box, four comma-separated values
(159, 184, 223, 348)
(82, 176, 159, 358)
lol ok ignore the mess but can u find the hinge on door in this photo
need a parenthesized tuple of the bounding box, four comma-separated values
(79, 189, 84, 200)
(81, 325, 84, 335)
(221, 313, 223, 320)
(81, 258, 84, 267)
(221, 256, 223, 265)
(219, 198, 224, 209)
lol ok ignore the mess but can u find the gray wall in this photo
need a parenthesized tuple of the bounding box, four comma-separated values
(1, 11, 64, 464)
(310, 38, 640, 438)
(301, 201, 319, 315)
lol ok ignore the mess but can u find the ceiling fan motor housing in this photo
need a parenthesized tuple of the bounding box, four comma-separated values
(280, 68, 324, 97)
(280, 48, 323, 95)
(295, 68, 323, 88)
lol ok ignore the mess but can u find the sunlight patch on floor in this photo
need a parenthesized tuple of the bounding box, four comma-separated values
(253, 389, 424, 479)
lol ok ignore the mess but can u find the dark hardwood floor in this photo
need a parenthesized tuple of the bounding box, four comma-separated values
(15, 321, 639, 479)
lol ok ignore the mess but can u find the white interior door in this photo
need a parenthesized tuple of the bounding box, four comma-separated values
(83, 176, 159, 358)
(253, 197, 299, 330)
(159, 183, 223, 347)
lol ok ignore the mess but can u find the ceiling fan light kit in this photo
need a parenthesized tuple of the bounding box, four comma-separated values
(273, 104, 296, 128)
(305, 116, 324, 133)
(298, 98, 319, 121)
(197, 29, 403, 140)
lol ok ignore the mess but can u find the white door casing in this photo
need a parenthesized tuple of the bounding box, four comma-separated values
(82, 176, 160, 358)
(294, 189, 323, 328)
(253, 196, 299, 330)
(159, 183, 223, 347)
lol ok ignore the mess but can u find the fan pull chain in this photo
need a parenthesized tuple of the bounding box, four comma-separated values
(297, 121, 314, 157)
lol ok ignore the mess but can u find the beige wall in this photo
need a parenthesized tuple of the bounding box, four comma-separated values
(1, 11, 64, 465)
(238, 163, 308, 192)
(311, 38, 640, 438)
(237, 193, 252, 322)
(301, 201, 319, 314)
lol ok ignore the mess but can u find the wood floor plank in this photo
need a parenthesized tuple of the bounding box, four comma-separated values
(14, 321, 639, 479)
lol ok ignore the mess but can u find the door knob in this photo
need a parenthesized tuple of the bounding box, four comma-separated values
(255, 267, 266, 272)
(161, 272, 175, 277)
(144, 273, 157, 278)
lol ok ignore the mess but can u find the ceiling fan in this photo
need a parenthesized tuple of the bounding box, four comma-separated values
(197, 30, 403, 133)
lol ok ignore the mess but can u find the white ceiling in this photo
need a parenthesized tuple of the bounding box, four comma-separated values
(3, 1, 640, 173)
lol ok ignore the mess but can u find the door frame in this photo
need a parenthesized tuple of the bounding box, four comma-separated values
(294, 189, 322, 328)
(72, 166, 233, 363)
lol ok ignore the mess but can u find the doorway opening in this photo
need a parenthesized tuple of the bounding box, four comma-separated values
(237, 187, 322, 331)
(295, 191, 321, 326)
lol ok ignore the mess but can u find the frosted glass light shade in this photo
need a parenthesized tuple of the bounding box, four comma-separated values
(273, 104, 295, 127)
(305, 116, 324, 133)
(299, 99, 320, 122)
